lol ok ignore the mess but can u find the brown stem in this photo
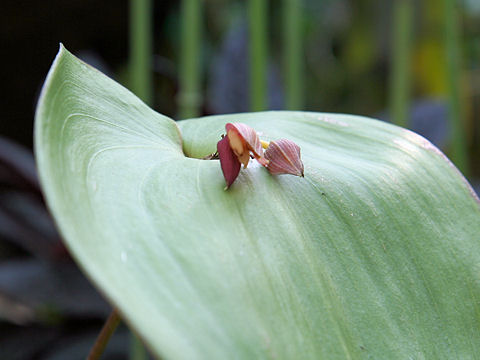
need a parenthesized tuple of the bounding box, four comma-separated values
(87, 308, 122, 360)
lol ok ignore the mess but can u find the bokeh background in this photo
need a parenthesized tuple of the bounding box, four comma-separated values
(1, 0, 479, 358)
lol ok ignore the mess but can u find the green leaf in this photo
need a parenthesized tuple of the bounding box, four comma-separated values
(35, 46, 480, 359)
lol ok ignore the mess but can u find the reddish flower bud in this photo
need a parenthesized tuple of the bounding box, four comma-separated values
(217, 136, 241, 188)
(264, 139, 304, 177)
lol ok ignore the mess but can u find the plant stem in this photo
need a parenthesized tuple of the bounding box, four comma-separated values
(283, 0, 304, 110)
(248, 0, 268, 111)
(87, 309, 122, 360)
(389, 0, 413, 128)
(129, 0, 153, 106)
(444, 0, 468, 175)
(178, 0, 203, 119)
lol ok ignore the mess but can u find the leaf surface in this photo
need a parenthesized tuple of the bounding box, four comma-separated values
(35, 46, 480, 359)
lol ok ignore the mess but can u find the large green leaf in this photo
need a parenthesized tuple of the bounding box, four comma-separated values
(35, 46, 480, 359)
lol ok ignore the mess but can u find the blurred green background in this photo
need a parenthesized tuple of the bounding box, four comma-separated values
(0, 0, 479, 359)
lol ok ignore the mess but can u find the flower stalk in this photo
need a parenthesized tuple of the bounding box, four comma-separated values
(87, 309, 122, 360)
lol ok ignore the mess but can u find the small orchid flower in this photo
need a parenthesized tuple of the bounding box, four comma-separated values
(225, 123, 268, 167)
(217, 122, 304, 188)
(217, 123, 268, 188)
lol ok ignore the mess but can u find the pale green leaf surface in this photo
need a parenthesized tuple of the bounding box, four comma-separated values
(35, 46, 480, 359)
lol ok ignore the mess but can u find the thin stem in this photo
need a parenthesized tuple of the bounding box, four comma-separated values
(129, 0, 153, 105)
(283, 0, 304, 110)
(248, 0, 268, 111)
(87, 309, 122, 360)
(178, 0, 203, 119)
(389, 0, 413, 128)
(444, 0, 468, 174)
